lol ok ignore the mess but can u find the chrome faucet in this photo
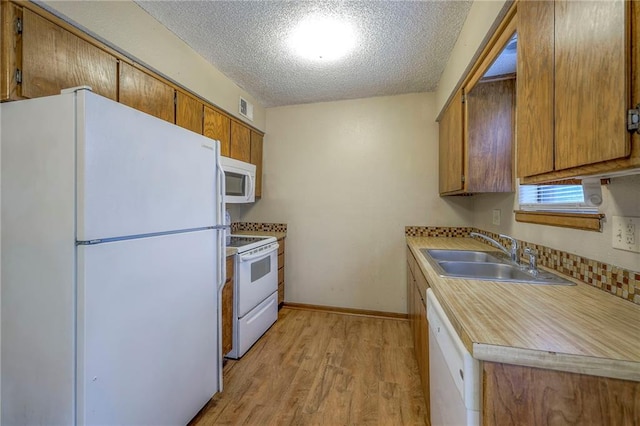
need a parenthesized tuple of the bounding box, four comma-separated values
(470, 232, 520, 264)
(524, 247, 538, 276)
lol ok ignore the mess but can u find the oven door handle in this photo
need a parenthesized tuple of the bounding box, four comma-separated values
(238, 243, 279, 262)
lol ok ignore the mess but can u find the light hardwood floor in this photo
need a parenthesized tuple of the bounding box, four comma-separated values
(190, 307, 428, 425)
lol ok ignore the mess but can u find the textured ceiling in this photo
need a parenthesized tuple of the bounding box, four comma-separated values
(135, 1, 473, 108)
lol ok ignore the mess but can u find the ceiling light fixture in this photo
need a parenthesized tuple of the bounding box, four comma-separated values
(288, 16, 356, 61)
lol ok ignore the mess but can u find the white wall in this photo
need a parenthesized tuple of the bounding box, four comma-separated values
(472, 175, 640, 271)
(40, 0, 266, 131)
(239, 93, 473, 313)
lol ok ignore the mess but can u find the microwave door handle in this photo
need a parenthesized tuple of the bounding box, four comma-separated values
(246, 171, 254, 202)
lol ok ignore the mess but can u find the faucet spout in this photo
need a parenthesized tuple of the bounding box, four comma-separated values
(469, 232, 520, 264)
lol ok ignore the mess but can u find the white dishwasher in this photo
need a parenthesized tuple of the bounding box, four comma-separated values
(426, 289, 480, 426)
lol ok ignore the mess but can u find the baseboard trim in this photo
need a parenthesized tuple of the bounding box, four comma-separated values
(282, 302, 408, 320)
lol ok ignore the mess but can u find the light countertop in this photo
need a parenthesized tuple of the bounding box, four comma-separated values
(407, 237, 640, 381)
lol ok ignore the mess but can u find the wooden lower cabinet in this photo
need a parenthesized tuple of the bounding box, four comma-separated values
(406, 247, 430, 422)
(483, 362, 640, 425)
(222, 255, 234, 356)
(277, 238, 285, 307)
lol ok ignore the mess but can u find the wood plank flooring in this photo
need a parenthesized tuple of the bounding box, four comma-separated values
(190, 307, 428, 425)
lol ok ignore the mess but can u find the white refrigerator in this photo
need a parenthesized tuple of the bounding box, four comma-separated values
(1, 88, 226, 425)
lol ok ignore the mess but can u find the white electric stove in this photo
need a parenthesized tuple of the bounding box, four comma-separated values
(226, 235, 279, 359)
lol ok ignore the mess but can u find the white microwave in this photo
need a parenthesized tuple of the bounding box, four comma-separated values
(220, 156, 256, 203)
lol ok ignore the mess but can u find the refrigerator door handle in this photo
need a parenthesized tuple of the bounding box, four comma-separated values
(215, 140, 226, 392)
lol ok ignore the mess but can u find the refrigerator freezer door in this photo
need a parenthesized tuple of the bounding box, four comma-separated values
(76, 230, 218, 425)
(76, 91, 217, 241)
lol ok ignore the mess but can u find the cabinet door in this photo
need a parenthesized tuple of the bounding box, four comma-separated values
(416, 287, 430, 419)
(119, 62, 175, 123)
(230, 121, 251, 163)
(250, 131, 263, 197)
(554, 0, 630, 170)
(176, 92, 203, 134)
(517, 0, 554, 177)
(222, 256, 234, 355)
(203, 106, 231, 157)
(21, 9, 117, 100)
(465, 79, 514, 193)
(439, 89, 464, 194)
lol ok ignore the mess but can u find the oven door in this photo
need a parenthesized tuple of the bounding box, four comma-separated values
(236, 243, 279, 317)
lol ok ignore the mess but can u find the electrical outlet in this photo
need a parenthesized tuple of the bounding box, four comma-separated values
(492, 209, 501, 226)
(612, 216, 640, 253)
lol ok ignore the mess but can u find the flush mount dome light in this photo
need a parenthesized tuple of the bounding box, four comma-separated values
(288, 16, 356, 61)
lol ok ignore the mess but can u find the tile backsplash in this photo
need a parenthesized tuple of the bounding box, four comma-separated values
(232, 222, 288, 233)
(405, 226, 639, 305)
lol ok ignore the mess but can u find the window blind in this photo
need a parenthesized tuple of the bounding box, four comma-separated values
(518, 184, 598, 212)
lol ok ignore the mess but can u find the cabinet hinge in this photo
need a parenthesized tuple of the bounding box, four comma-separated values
(461, 175, 465, 183)
(15, 69, 22, 84)
(15, 17, 23, 35)
(628, 104, 640, 134)
(174, 92, 177, 106)
(461, 94, 466, 104)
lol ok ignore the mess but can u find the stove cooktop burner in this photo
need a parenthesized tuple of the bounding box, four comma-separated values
(226, 235, 271, 248)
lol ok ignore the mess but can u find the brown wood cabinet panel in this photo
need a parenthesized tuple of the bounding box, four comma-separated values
(1, 2, 22, 100)
(465, 79, 514, 193)
(176, 91, 203, 134)
(277, 238, 285, 307)
(406, 247, 430, 418)
(250, 131, 263, 197)
(554, 0, 629, 170)
(439, 89, 464, 194)
(483, 362, 640, 425)
(230, 120, 251, 163)
(21, 9, 117, 100)
(119, 61, 174, 123)
(516, 0, 555, 177)
(222, 256, 234, 356)
(203, 106, 231, 157)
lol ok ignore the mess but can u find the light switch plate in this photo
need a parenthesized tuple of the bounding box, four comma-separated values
(492, 209, 501, 226)
(612, 216, 640, 253)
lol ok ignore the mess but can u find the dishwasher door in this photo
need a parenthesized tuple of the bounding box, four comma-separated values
(427, 289, 480, 426)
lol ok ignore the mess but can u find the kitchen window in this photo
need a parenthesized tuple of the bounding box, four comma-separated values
(515, 180, 605, 231)
(518, 183, 597, 213)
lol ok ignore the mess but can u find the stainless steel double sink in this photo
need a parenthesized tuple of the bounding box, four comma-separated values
(421, 249, 575, 286)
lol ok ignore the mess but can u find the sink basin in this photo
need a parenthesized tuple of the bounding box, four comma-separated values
(438, 261, 533, 281)
(422, 249, 504, 263)
(420, 249, 576, 286)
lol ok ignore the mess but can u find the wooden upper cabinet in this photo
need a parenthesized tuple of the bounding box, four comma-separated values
(517, 0, 554, 177)
(119, 62, 175, 123)
(230, 120, 251, 163)
(554, 0, 629, 170)
(20, 9, 117, 100)
(518, 0, 636, 182)
(250, 131, 263, 197)
(465, 79, 515, 193)
(438, 5, 516, 196)
(203, 106, 231, 156)
(439, 89, 464, 194)
(176, 91, 203, 134)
